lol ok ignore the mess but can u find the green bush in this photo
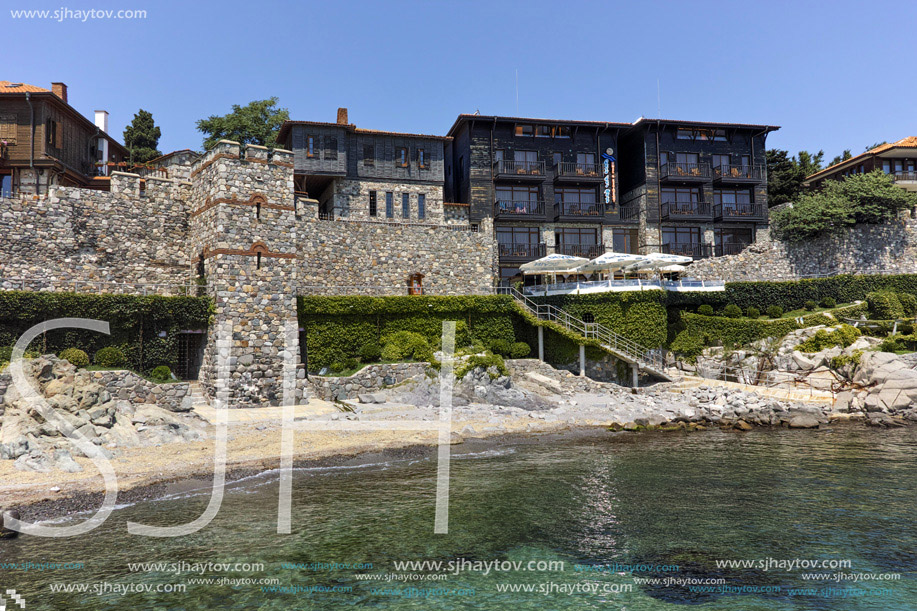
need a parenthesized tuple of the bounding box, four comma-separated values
(669, 331, 707, 362)
(897, 293, 917, 317)
(723, 304, 742, 318)
(820, 297, 837, 308)
(94, 346, 126, 368)
(804, 300, 817, 311)
(455, 352, 507, 379)
(796, 324, 861, 352)
(359, 342, 382, 363)
(866, 290, 905, 320)
(509, 342, 531, 358)
(380, 331, 432, 363)
(697, 304, 714, 316)
(150, 365, 172, 382)
(487, 339, 513, 357)
(767, 305, 784, 318)
(59, 348, 89, 368)
(830, 350, 863, 370)
(746, 307, 760, 319)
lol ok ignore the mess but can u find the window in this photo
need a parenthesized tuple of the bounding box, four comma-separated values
(385, 192, 394, 218)
(740, 155, 750, 167)
(397, 147, 408, 167)
(514, 150, 537, 163)
(515, 124, 534, 136)
(676, 128, 727, 141)
(612, 228, 638, 254)
(556, 228, 599, 256)
(306, 135, 316, 158)
(883, 160, 892, 174)
(713, 130, 727, 142)
(676, 128, 693, 140)
(576, 153, 595, 165)
(554, 126, 571, 138)
(553, 152, 562, 167)
(497, 185, 539, 201)
(663, 226, 701, 245)
(402, 193, 410, 218)
(713, 189, 752, 206)
(46, 119, 58, 147)
(675, 152, 699, 165)
(363, 144, 375, 166)
(495, 149, 504, 163)
(497, 226, 540, 245)
(555, 187, 598, 215)
(712, 154, 730, 170)
(417, 148, 426, 168)
(0, 115, 16, 144)
(369, 191, 377, 216)
(715, 227, 753, 255)
(458, 156, 464, 178)
(662, 187, 701, 204)
(418, 194, 425, 219)
(0, 174, 11, 197)
(325, 137, 338, 160)
(535, 125, 552, 138)
(659, 151, 669, 166)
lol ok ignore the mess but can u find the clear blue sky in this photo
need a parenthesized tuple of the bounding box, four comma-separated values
(7, 0, 915, 162)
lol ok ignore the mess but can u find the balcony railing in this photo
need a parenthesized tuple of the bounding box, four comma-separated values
(494, 200, 545, 218)
(498, 242, 546, 260)
(893, 172, 917, 182)
(661, 201, 712, 220)
(713, 202, 765, 221)
(554, 201, 605, 219)
(660, 162, 711, 181)
(713, 164, 765, 182)
(715, 242, 752, 257)
(554, 162, 602, 179)
(494, 159, 546, 178)
(556, 243, 605, 258)
(607, 205, 639, 223)
(662, 242, 712, 259)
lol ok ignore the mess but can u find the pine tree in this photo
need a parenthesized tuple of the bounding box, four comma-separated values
(123, 109, 162, 164)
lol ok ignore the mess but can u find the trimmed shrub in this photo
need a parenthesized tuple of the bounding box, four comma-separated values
(94, 346, 126, 368)
(898, 293, 917, 317)
(820, 297, 837, 308)
(669, 331, 707, 361)
(59, 348, 89, 368)
(723, 304, 742, 319)
(343, 357, 359, 371)
(455, 352, 507, 379)
(866, 290, 904, 320)
(150, 365, 172, 382)
(767, 305, 784, 319)
(746, 307, 760, 319)
(509, 341, 531, 358)
(359, 342, 382, 363)
(487, 339, 513, 357)
(804, 300, 817, 311)
(697, 304, 714, 316)
(380, 331, 432, 362)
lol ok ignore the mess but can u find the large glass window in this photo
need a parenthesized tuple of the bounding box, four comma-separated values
(556, 228, 600, 257)
(715, 228, 753, 256)
(713, 189, 752, 211)
(514, 150, 537, 163)
(712, 154, 730, 169)
(612, 228, 638, 254)
(497, 227, 541, 245)
(496, 185, 539, 201)
(662, 227, 701, 245)
(661, 187, 701, 214)
(675, 152, 699, 165)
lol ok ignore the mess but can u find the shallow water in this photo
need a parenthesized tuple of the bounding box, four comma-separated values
(3, 426, 917, 610)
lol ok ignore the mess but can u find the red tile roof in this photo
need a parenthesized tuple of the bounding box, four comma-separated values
(0, 81, 51, 93)
(805, 137, 917, 182)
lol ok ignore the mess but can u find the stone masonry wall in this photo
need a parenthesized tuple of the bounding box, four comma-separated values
(687, 217, 917, 281)
(331, 178, 446, 223)
(309, 362, 428, 401)
(0, 173, 192, 291)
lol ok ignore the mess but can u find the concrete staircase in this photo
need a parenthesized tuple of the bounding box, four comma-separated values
(187, 381, 210, 408)
(497, 287, 672, 382)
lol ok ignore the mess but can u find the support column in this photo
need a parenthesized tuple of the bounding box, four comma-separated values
(579, 344, 586, 377)
(631, 364, 639, 388)
(537, 326, 544, 361)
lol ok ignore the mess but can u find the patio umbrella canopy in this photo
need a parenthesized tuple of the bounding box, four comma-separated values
(576, 252, 648, 274)
(623, 252, 693, 272)
(519, 253, 589, 275)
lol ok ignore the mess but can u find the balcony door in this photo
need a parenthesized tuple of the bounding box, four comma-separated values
(661, 187, 701, 214)
(713, 188, 752, 214)
(715, 228, 753, 256)
(496, 185, 539, 214)
(556, 228, 599, 258)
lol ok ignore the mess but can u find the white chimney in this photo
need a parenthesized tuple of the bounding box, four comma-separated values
(94, 110, 110, 175)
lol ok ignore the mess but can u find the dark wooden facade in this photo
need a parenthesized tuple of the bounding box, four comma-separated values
(804, 138, 917, 191)
(0, 82, 126, 195)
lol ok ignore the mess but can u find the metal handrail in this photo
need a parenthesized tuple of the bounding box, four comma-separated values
(494, 286, 666, 373)
(713, 164, 765, 181)
(555, 162, 602, 178)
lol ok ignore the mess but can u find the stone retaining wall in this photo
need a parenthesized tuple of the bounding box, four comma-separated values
(688, 218, 917, 281)
(309, 362, 428, 401)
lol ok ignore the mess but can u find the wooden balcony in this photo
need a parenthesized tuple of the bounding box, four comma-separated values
(660, 162, 711, 182)
(494, 200, 546, 221)
(498, 242, 546, 262)
(554, 162, 603, 182)
(606, 204, 640, 224)
(554, 201, 605, 222)
(493, 160, 546, 181)
(713, 202, 766, 221)
(715, 242, 752, 257)
(556, 243, 605, 258)
(661, 201, 712, 221)
(662, 242, 712, 260)
(713, 164, 765, 184)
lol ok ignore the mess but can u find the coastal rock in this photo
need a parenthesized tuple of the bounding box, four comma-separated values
(787, 415, 820, 429)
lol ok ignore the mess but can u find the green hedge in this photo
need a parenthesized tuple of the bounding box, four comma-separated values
(0, 291, 213, 375)
(667, 274, 917, 313)
(672, 302, 867, 357)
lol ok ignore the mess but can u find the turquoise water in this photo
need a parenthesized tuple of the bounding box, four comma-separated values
(3, 426, 917, 610)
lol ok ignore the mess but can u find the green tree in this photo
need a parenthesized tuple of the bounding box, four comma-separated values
(196, 97, 289, 150)
(796, 149, 825, 177)
(829, 149, 852, 167)
(766, 149, 802, 208)
(865, 141, 887, 152)
(771, 171, 917, 243)
(123, 109, 162, 164)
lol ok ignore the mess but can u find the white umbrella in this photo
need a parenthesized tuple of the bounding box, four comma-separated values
(623, 252, 693, 272)
(520, 253, 589, 274)
(659, 264, 687, 273)
(575, 252, 647, 274)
